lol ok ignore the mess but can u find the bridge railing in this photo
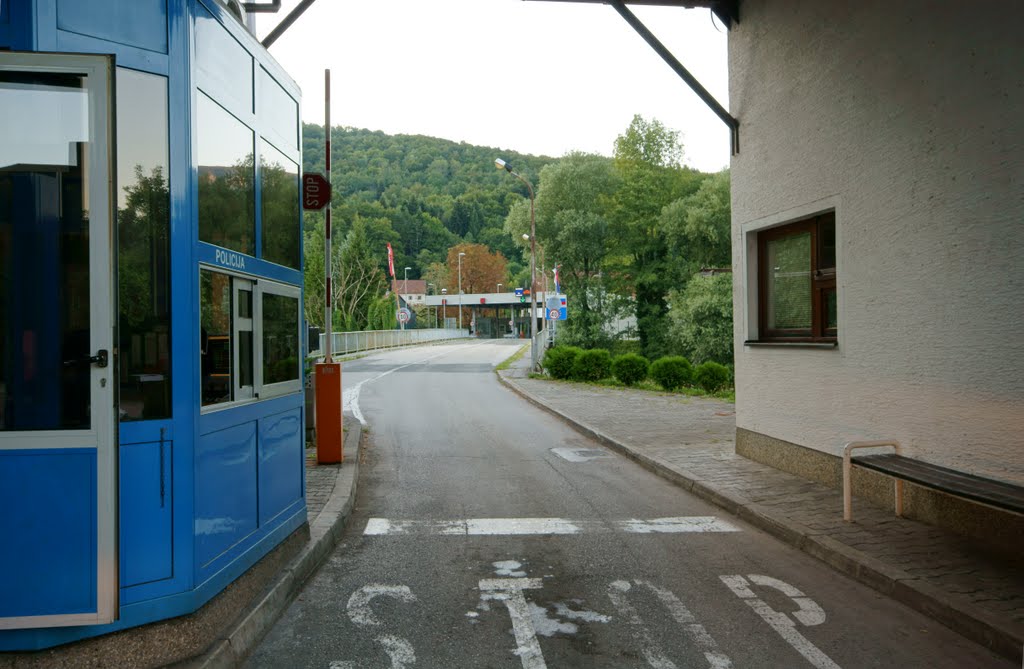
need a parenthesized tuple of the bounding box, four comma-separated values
(315, 328, 470, 357)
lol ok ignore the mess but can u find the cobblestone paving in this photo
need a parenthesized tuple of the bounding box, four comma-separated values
(509, 374, 1024, 627)
(306, 457, 341, 522)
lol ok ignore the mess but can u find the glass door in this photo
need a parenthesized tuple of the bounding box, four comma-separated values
(0, 53, 117, 629)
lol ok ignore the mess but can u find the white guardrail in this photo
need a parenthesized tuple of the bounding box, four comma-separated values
(315, 328, 470, 357)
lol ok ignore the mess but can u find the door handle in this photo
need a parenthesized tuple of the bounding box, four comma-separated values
(63, 349, 108, 368)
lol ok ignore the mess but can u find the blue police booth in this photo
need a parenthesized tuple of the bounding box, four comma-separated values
(0, 0, 306, 649)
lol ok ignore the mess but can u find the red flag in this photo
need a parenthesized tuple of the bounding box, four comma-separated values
(386, 242, 395, 278)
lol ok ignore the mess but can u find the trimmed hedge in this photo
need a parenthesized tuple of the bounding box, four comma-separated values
(571, 348, 612, 382)
(611, 353, 649, 386)
(543, 346, 581, 380)
(650, 356, 693, 391)
(694, 361, 731, 392)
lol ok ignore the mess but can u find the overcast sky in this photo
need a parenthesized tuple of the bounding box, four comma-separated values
(255, 0, 730, 172)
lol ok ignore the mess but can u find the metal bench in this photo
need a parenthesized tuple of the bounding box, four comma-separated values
(842, 440, 1024, 522)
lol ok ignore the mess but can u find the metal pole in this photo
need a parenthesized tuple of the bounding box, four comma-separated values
(401, 267, 408, 331)
(458, 253, 464, 330)
(529, 191, 537, 371)
(323, 69, 332, 362)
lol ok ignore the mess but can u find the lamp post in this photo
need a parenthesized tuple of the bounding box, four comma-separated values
(458, 251, 466, 331)
(428, 283, 436, 328)
(496, 158, 537, 371)
(442, 288, 448, 329)
(401, 266, 411, 330)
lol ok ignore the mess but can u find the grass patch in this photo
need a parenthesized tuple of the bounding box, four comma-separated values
(496, 344, 530, 371)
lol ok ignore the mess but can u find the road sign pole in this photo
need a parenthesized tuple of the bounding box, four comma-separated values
(316, 68, 343, 465)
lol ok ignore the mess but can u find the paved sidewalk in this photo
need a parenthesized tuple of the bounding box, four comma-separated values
(498, 359, 1024, 663)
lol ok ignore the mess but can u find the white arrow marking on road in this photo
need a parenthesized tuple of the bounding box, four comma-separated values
(364, 516, 740, 536)
(720, 575, 840, 669)
(346, 584, 418, 626)
(480, 578, 547, 669)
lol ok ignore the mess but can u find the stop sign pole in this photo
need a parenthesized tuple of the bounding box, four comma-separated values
(315, 69, 343, 464)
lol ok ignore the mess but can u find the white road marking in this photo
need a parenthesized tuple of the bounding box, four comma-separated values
(328, 662, 353, 669)
(469, 518, 583, 535)
(551, 447, 610, 462)
(480, 578, 547, 669)
(607, 580, 678, 669)
(720, 575, 840, 669)
(494, 560, 528, 577)
(377, 634, 416, 669)
(638, 580, 733, 668)
(608, 580, 733, 669)
(346, 584, 418, 626)
(553, 601, 611, 624)
(342, 343, 489, 425)
(364, 516, 740, 536)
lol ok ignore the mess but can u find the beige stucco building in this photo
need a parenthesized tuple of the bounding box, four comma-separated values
(727, 0, 1023, 543)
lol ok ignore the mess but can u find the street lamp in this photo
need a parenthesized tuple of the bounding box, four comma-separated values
(401, 266, 411, 330)
(497, 158, 537, 371)
(428, 283, 437, 328)
(458, 251, 466, 331)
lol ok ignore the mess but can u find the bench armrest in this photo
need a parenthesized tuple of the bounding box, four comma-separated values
(843, 440, 902, 522)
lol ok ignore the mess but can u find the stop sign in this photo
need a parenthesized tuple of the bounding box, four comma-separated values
(302, 172, 331, 210)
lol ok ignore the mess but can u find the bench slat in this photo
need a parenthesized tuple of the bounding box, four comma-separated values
(852, 454, 1024, 514)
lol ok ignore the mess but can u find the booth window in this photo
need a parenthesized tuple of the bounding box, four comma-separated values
(197, 92, 254, 256)
(259, 140, 299, 269)
(757, 212, 836, 342)
(201, 268, 300, 408)
(258, 66, 298, 151)
(261, 288, 300, 386)
(117, 68, 171, 421)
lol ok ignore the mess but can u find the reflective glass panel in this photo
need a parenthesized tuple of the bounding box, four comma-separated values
(825, 288, 838, 331)
(195, 5, 252, 116)
(116, 68, 171, 421)
(766, 231, 812, 331)
(0, 72, 91, 430)
(260, 140, 299, 268)
(198, 92, 254, 255)
(258, 67, 297, 150)
(262, 293, 299, 385)
(200, 270, 232, 406)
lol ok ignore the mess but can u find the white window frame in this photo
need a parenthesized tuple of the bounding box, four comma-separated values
(200, 266, 301, 412)
(257, 279, 301, 400)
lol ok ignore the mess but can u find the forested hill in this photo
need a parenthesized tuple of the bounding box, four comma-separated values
(302, 123, 555, 279)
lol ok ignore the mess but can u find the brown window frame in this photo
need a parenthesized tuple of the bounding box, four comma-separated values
(757, 212, 837, 343)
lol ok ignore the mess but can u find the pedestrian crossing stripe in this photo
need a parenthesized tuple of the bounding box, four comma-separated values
(363, 516, 740, 536)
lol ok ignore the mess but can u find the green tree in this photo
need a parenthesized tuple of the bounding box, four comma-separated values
(668, 273, 734, 366)
(607, 115, 703, 360)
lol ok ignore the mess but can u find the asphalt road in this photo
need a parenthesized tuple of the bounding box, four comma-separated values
(245, 340, 1011, 668)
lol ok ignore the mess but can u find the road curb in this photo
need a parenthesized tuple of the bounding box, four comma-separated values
(497, 372, 1023, 662)
(192, 419, 364, 668)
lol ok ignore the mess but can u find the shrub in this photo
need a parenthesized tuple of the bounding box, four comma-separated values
(611, 353, 649, 386)
(694, 361, 731, 393)
(571, 348, 612, 382)
(650, 356, 693, 391)
(543, 346, 581, 380)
